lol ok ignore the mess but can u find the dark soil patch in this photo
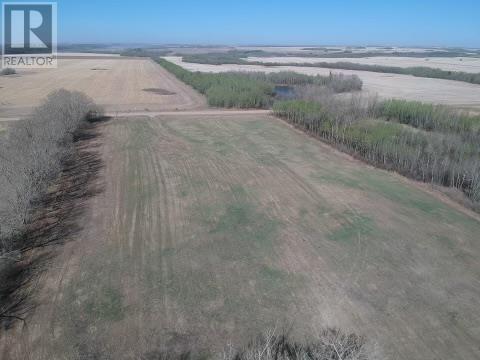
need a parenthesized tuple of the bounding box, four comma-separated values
(143, 88, 176, 95)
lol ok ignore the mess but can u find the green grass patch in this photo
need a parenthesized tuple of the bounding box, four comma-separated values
(329, 210, 375, 243)
(163, 268, 221, 307)
(434, 235, 456, 250)
(59, 250, 127, 325)
(274, 99, 480, 207)
(209, 193, 280, 260)
(84, 285, 125, 322)
(356, 171, 441, 215)
(121, 120, 156, 150)
(311, 172, 362, 190)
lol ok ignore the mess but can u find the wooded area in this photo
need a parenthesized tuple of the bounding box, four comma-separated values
(273, 97, 480, 209)
(157, 58, 362, 108)
(0, 90, 102, 324)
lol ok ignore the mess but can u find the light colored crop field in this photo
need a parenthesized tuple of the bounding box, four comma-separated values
(246, 56, 480, 73)
(58, 52, 121, 57)
(236, 46, 448, 54)
(2, 113, 479, 360)
(0, 57, 205, 118)
(165, 56, 480, 109)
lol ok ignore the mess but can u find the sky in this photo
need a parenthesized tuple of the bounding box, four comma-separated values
(3, 0, 480, 47)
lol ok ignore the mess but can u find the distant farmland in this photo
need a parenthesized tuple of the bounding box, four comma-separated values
(0, 56, 205, 118)
(246, 56, 480, 73)
(164, 56, 480, 110)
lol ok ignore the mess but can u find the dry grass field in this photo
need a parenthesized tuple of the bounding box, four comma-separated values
(165, 56, 480, 109)
(246, 56, 480, 73)
(235, 46, 449, 54)
(0, 56, 205, 118)
(2, 113, 479, 360)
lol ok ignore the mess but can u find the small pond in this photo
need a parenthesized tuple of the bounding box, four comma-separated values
(274, 85, 296, 99)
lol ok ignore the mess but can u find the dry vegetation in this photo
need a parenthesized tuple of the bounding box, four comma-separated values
(2, 113, 480, 360)
(219, 330, 369, 360)
(0, 57, 205, 118)
(156, 59, 361, 108)
(0, 90, 103, 325)
(164, 56, 480, 109)
(0, 68, 16, 76)
(2, 51, 480, 360)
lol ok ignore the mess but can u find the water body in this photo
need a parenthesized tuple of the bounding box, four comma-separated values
(274, 85, 296, 99)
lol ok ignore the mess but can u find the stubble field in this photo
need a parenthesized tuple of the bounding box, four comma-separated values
(246, 56, 480, 73)
(0, 56, 205, 118)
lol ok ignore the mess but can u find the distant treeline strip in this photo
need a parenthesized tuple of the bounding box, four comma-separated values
(181, 52, 480, 85)
(259, 61, 480, 85)
(295, 50, 480, 58)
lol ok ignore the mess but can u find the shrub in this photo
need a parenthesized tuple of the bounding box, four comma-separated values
(0, 89, 103, 325)
(143, 329, 371, 360)
(326, 72, 363, 92)
(1, 68, 16, 76)
(182, 50, 269, 65)
(0, 89, 103, 242)
(240, 71, 362, 92)
(156, 58, 274, 108)
(377, 99, 480, 137)
(157, 59, 361, 109)
(223, 330, 369, 360)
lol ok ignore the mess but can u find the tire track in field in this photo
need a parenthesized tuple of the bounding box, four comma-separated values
(172, 117, 371, 335)
(120, 120, 182, 339)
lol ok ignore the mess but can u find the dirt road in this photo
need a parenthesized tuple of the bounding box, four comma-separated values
(105, 109, 271, 118)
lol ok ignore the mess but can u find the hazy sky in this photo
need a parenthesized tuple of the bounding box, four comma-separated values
(5, 0, 480, 47)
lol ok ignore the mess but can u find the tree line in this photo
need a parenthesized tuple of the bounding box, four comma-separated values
(273, 96, 480, 209)
(180, 51, 480, 85)
(0, 90, 102, 324)
(156, 58, 362, 108)
(258, 61, 480, 86)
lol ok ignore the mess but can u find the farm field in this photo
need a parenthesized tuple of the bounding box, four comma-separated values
(165, 56, 480, 109)
(0, 56, 205, 118)
(246, 56, 480, 73)
(1, 0, 480, 359)
(235, 46, 454, 54)
(2, 113, 479, 360)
